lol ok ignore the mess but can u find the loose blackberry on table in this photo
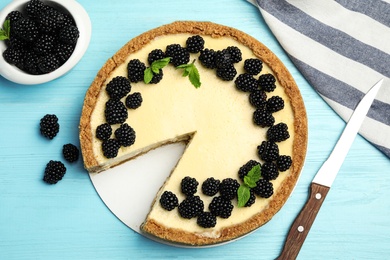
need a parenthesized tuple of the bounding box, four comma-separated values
(62, 143, 79, 163)
(43, 160, 66, 184)
(39, 114, 59, 139)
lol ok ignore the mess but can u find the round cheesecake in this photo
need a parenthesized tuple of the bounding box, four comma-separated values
(79, 21, 307, 246)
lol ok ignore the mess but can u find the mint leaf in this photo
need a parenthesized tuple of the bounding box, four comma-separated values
(237, 185, 251, 208)
(246, 164, 261, 182)
(177, 60, 201, 88)
(144, 67, 154, 84)
(151, 57, 170, 72)
(0, 19, 10, 41)
(244, 175, 257, 188)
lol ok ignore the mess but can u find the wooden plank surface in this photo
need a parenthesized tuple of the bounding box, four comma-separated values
(0, 0, 389, 259)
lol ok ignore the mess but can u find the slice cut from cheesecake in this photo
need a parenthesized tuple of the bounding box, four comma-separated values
(79, 21, 307, 246)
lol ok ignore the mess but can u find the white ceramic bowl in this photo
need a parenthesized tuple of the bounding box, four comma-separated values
(0, 0, 91, 85)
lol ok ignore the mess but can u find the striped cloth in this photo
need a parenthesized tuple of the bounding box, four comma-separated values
(249, 0, 390, 158)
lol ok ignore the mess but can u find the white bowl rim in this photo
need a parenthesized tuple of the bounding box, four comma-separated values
(0, 0, 92, 85)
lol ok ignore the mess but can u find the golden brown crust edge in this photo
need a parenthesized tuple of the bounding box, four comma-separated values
(79, 21, 308, 245)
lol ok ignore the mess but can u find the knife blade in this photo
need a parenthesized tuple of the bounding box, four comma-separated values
(276, 78, 384, 260)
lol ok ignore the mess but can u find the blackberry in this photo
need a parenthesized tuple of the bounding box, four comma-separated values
(267, 123, 290, 142)
(276, 155, 292, 172)
(33, 34, 55, 55)
(257, 141, 279, 162)
(106, 76, 131, 100)
(114, 123, 136, 147)
(186, 35, 204, 53)
(13, 18, 39, 42)
(253, 108, 275, 127)
(43, 160, 66, 184)
(259, 73, 276, 92)
(165, 44, 190, 67)
(234, 73, 259, 92)
(178, 196, 204, 219)
(37, 8, 65, 35)
(244, 58, 263, 75)
(201, 177, 220, 196)
(215, 49, 232, 69)
(54, 42, 75, 64)
(127, 59, 146, 83)
(238, 160, 261, 181)
(245, 190, 256, 207)
(104, 99, 128, 125)
(216, 64, 237, 81)
(159, 191, 179, 211)
(62, 13, 76, 28)
(6, 11, 23, 27)
(147, 49, 165, 65)
(266, 96, 284, 113)
(58, 25, 79, 44)
(253, 179, 274, 198)
(149, 69, 163, 84)
(62, 143, 79, 163)
(2, 47, 24, 67)
(26, 0, 46, 19)
(261, 162, 279, 180)
(96, 123, 112, 141)
(8, 37, 29, 50)
(226, 46, 242, 63)
(23, 50, 41, 75)
(199, 48, 216, 69)
(209, 196, 234, 219)
(102, 139, 120, 158)
(249, 89, 267, 109)
(197, 212, 217, 228)
(37, 54, 60, 73)
(219, 178, 240, 200)
(39, 114, 59, 139)
(181, 176, 199, 196)
(125, 92, 143, 109)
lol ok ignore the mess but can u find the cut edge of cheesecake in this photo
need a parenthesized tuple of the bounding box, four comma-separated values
(79, 21, 308, 246)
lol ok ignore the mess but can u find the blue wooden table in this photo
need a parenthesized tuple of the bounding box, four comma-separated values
(1, 0, 389, 259)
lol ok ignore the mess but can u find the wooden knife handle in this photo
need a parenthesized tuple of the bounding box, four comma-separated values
(276, 183, 330, 260)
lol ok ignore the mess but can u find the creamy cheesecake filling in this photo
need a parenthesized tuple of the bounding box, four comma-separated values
(89, 34, 295, 237)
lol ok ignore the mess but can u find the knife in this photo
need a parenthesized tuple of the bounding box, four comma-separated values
(276, 78, 384, 260)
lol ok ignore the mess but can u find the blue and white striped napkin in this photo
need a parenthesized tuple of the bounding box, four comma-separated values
(249, 0, 390, 158)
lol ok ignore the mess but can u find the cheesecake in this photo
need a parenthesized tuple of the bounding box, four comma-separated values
(79, 21, 307, 246)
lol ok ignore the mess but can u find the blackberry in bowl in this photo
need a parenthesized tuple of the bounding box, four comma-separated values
(0, 0, 91, 85)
